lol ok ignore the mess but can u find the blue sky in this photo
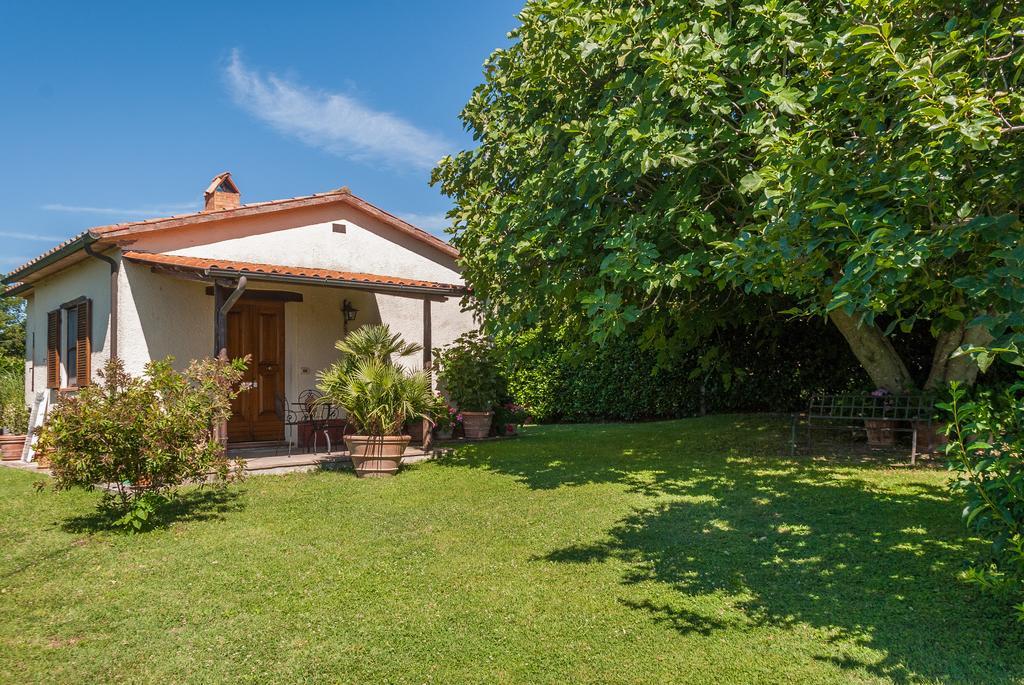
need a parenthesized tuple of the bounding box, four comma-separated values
(0, 1, 523, 272)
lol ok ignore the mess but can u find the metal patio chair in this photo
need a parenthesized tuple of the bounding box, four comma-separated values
(274, 390, 338, 457)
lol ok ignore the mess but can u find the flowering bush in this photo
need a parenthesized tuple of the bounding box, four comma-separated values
(37, 356, 247, 531)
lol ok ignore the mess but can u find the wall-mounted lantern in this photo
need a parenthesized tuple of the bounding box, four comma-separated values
(342, 299, 359, 337)
(342, 299, 359, 322)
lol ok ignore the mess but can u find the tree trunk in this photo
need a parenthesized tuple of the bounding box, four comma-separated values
(828, 309, 916, 392)
(924, 322, 992, 390)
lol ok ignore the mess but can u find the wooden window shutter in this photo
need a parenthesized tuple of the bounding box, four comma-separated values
(75, 299, 91, 387)
(46, 310, 60, 389)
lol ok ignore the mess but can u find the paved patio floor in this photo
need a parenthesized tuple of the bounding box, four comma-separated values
(0, 444, 437, 478)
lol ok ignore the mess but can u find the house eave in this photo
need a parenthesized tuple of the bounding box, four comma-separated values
(3, 282, 33, 297)
(1, 232, 101, 287)
(202, 267, 465, 299)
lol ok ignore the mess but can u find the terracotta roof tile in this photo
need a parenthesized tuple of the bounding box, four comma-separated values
(90, 187, 457, 259)
(3, 231, 91, 281)
(4, 185, 457, 283)
(122, 251, 466, 295)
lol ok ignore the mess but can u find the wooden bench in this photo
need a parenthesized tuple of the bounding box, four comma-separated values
(791, 393, 937, 465)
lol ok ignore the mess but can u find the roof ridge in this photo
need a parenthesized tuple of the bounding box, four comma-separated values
(90, 186, 355, 235)
(5, 186, 457, 284)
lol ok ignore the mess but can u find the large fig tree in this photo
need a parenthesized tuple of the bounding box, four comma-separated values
(433, 0, 1024, 391)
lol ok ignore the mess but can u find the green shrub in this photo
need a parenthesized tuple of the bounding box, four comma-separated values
(37, 356, 247, 531)
(0, 355, 21, 376)
(941, 380, 1024, 620)
(434, 332, 506, 412)
(498, 319, 870, 423)
(0, 365, 28, 434)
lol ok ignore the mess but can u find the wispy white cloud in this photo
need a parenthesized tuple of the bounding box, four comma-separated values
(225, 49, 450, 170)
(42, 202, 198, 218)
(397, 212, 450, 234)
(0, 230, 70, 243)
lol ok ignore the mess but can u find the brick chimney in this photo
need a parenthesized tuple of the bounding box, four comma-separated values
(204, 172, 241, 211)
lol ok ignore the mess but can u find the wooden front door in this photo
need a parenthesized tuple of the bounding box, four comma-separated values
(226, 300, 286, 443)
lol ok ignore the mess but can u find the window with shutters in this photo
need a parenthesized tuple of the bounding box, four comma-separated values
(74, 299, 91, 387)
(46, 310, 60, 389)
(57, 298, 91, 388)
(66, 306, 78, 383)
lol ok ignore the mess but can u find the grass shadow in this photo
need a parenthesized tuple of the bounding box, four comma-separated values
(59, 486, 246, 535)
(443, 415, 1024, 683)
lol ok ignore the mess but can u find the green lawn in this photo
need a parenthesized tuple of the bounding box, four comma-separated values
(1, 416, 1021, 684)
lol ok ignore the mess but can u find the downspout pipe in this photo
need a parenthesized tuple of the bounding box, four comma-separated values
(84, 243, 118, 359)
(220, 276, 248, 319)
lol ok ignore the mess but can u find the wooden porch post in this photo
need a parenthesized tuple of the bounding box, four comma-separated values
(422, 298, 432, 372)
(213, 283, 228, 446)
(213, 282, 227, 358)
(422, 298, 433, 451)
(213, 277, 247, 358)
(212, 277, 247, 447)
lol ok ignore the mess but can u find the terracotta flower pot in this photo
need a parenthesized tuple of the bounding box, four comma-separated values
(406, 420, 426, 445)
(461, 411, 493, 440)
(0, 434, 26, 461)
(434, 427, 454, 441)
(913, 420, 947, 454)
(34, 448, 52, 468)
(345, 434, 411, 478)
(864, 419, 895, 447)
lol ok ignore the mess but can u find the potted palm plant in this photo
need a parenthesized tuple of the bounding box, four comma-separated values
(318, 325, 434, 477)
(433, 332, 504, 440)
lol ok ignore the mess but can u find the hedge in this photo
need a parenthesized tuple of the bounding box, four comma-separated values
(500, 319, 883, 423)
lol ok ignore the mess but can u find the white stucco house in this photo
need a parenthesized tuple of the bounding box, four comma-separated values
(2, 173, 474, 447)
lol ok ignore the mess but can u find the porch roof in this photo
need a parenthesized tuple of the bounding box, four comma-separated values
(122, 251, 468, 298)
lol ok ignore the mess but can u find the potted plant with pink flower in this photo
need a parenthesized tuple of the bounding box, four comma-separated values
(495, 401, 529, 436)
(431, 393, 460, 440)
(433, 332, 504, 440)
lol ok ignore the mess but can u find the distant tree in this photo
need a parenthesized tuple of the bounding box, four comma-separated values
(433, 0, 1024, 391)
(0, 296, 25, 363)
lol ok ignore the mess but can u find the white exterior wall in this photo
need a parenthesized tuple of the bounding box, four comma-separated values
(118, 259, 211, 375)
(112, 262, 467, 445)
(20, 199, 476, 441)
(374, 294, 472, 371)
(129, 204, 463, 284)
(22, 254, 113, 405)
